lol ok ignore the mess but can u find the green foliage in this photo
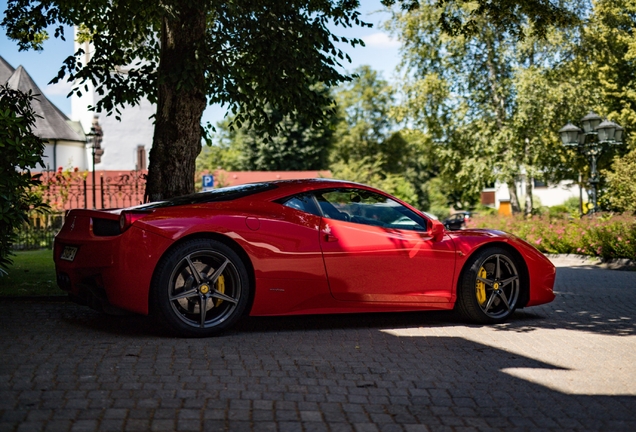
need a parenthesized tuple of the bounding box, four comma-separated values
(387, 0, 636, 214)
(3, 0, 371, 199)
(2, 0, 368, 135)
(386, 1, 517, 209)
(330, 157, 418, 204)
(578, 0, 636, 136)
(468, 213, 636, 260)
(420, 177, 450, 219)
(329, 66, 437, 208)
(381, 0, 578, 40)
(604, 149, 636, 213)
(197, 137, 243, 173)
(544, 197, 582, 218)
(198, 89, 336, 172)
(0, 84, 47, 273)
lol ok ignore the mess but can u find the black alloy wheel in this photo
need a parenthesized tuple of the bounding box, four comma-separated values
(456, 247, 521, 323)
(151, 239, 250, 337)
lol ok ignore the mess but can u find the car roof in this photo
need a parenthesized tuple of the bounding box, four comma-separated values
(127, 179, 371, 211)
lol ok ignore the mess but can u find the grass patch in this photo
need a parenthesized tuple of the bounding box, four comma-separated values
(0, 249, 62, 297)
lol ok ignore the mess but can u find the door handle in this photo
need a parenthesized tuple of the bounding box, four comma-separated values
(323, 233, 338, 242)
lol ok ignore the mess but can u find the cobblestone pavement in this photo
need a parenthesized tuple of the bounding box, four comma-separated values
(1, 265, 635, 432)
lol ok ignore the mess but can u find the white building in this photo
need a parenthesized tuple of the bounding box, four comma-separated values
(482, 176, 587, 214)
(1, 56, 87, 170)
(70, 34, 155, 171)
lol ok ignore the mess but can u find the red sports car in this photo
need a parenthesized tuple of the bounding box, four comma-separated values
(54, 179, 555, 337)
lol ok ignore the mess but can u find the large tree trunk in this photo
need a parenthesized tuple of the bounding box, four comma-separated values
(145, 6, 207, 201)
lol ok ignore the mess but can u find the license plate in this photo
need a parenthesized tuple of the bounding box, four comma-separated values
(60, 246, 78, 262)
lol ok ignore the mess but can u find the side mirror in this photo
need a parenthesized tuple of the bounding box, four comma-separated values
(430, 219, 445, 242)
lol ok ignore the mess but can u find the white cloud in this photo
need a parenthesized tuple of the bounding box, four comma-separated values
(362, 32, 400, 49)
(44, 80, 74, 96)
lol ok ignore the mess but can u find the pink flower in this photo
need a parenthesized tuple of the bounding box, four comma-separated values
(535, 238, 542, 245)
(577, 247, 582, 252)
(618, 237, 622, 242)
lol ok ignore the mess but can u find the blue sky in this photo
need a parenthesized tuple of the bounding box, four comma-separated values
(0, 0, 401, 126)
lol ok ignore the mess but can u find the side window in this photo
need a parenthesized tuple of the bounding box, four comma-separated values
(279, 193, 321, 216)
(315, 189, 428, 231)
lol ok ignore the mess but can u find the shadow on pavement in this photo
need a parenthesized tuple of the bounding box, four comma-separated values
(9, 264, 634, 339)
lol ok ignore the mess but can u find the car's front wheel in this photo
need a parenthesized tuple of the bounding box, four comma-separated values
(151, 239, 250, 337)
(455, 247, 520, 324)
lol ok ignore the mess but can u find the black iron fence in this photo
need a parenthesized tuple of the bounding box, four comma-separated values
(38, 168, 147, 211)
(12, 169, 147, 250)
(13, 213, 65, 251)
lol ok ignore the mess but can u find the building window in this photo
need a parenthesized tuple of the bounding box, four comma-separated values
(481, 191, 496, 206)
(533, 179, 547, 188)
(136, 145, 147, 170)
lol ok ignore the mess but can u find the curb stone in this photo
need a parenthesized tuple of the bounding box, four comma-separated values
(546, 253, 636, 270)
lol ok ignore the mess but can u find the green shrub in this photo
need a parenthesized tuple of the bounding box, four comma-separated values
(0, 85, 48, 274)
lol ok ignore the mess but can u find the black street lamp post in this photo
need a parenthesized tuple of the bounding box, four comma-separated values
(85, 116, 104, 209)
(558, 112, 624, 214)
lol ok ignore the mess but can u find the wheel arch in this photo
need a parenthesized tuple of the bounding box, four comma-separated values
(458, 241, 530, 308)
(149, 231, 256, 316)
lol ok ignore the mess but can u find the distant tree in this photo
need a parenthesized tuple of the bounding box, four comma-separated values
(3, 0, 369, 200)
(198, 89, 337, 172)
(604, 150, 636, 213)
(382, 0, 577, 39)
(387, 0, 636, 214)
(570, 0, 636, 137)
(387, 2, 520, 210)
(0, 85, 47, 274)
(329, 66, 437, 207)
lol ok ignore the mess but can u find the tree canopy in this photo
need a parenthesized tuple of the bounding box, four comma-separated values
(3, 0, 370, 199)
(198, 106, 336, 173)
(382, 0, 578, 39)
(387, 0, 635, 214)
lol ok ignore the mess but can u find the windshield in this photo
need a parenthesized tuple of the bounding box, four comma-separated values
(132, 183, 277, 210)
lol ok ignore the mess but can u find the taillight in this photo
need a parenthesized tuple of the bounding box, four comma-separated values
(119, 211, 150, 232)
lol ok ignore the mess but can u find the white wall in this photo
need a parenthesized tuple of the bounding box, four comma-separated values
(494, 178, 587, 209)
(41, 140, 88, 171)
(71, 32, 154, 171)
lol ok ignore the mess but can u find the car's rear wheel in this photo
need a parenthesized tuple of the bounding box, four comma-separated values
(151, 239, 250, 337)
(455, 247, 520, 324)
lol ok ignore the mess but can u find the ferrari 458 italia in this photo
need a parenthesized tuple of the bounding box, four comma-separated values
(54, 179, 555, 337)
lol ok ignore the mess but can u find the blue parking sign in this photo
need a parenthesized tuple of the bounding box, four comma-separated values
(202, 175, 214, 191)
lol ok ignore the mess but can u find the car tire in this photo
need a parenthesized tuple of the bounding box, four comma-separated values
(455, 247, 520, 324)
(151, 239, 251, 337)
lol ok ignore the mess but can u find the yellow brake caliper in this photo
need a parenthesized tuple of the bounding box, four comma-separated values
(476, 267, 487, 306)
(215, 275, 225, 307)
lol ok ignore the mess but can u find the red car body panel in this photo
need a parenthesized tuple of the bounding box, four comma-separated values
(53, 179, 555, 319)
(320, 218, 456, 303)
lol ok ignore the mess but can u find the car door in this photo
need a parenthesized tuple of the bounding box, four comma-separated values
(316, 188, 457, 303)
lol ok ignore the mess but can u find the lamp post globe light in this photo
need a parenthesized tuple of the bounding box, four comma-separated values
(558, 112, 624, 214)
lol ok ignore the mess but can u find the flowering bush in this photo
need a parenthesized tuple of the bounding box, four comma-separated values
(467, 213, 636, 260)
(37, 167, 88, 212)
